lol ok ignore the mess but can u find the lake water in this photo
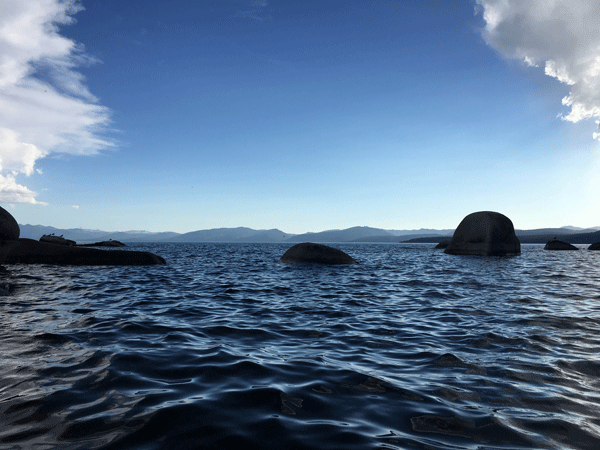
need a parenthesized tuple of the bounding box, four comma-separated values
(1, 243, 600, 449)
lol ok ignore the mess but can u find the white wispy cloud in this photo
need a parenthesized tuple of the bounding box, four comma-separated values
(476, 0, 600, 140)
(71, 205, 79, 209)
(236, 0, 269, 21)
(0, 0, 113, 204)
(0, 174, 46, 205)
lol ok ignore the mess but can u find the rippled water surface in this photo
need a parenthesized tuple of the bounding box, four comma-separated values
(2, 243, 600, 449)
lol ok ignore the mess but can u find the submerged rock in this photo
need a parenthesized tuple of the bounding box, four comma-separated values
(434, 241, 450, 249)
(544, 239, 579, 251)
(40, 234, 76, 246)
(0, 282, 10, 296)
(6, 239, 166, 265)
(278, 242, 358, 265)
(589, 241, 600, 250)
(444, 211, 520, 256)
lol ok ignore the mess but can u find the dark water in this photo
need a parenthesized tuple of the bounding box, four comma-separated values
(2, 243, 600, 449)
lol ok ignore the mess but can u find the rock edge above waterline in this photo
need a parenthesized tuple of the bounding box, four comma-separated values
(79, 240, 126, 247)
(278, 243, 358, 265)
(544, 239, 579, 251)
(40, 234, 76, 246)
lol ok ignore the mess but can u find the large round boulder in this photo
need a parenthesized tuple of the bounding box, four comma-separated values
(0, 206, 19, 241)
(444, 211, 520, 256)
(0, 206, 20, 265)
(589, 241, 600, 250)
(278, 242, 358, 264)
(544, 239, 578, 251)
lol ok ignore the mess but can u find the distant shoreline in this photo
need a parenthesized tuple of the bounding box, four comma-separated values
(18, 224, 600, 245)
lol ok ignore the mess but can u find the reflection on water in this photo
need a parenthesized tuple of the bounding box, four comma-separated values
(1, 243, 600, 449)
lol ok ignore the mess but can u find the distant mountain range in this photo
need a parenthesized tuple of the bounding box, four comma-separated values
(18, 224, 452, 244)
(17, 224, 600, 244)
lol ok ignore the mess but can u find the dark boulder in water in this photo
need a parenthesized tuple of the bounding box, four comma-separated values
(6, 238, 166, 265)
(444, 211, 520, 256)
(544, 239, 579, 251)
(434, 241, 450, 249)
(0, 208, 163, 266)
(589, 241, 600, 250)
(40, 234, 76, 246)
(278, 242, 357, 265)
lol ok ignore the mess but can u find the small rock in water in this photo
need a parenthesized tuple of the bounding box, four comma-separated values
(434, 353, 464, 367)
(544, 239, 579, 251)
(588, 241, 600, 250)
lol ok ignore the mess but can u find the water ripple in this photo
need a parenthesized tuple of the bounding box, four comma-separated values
(1, 243, 600, 448)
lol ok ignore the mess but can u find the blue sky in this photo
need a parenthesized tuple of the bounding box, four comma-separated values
(1, 0, 599, 233)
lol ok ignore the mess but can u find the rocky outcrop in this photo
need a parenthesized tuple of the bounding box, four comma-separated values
(6, 239, 166, 265)
(544, 239, 579, 251)
(40, 235, 127, 247)
(79, 240, 126, 247)
(444, 211, 521, 256)
(278, 242, 358, 265)
(0, 208, 163, 266)
(40, 234, 76, 246)
(589, 241, 600, 250)
(434, 241, 450, 249)
(0, 206, 20, 265)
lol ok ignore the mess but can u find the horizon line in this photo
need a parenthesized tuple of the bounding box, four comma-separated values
(17, 223, 600, 236)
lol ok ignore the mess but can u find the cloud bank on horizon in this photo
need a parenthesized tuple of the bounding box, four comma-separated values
(0, 0, 112, 204)
(476, 0, 600, 140)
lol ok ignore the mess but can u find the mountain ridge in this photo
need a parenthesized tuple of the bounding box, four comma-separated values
(18, 224, 600, 244)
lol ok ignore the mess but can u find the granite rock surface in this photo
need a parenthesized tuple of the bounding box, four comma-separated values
(444, 211, 521, 256)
